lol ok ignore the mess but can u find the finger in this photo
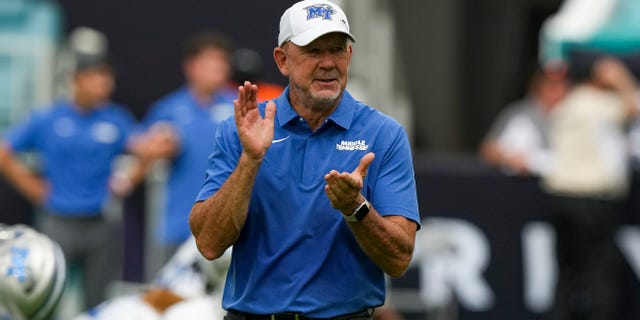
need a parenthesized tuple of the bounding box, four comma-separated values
(264, 101, 276, 123)
(325, 172, 357, 200)
(352, 152, 375, 177)
(324, 170, 347, 188)
(235, 85, 247, 117)
(249, 83, 258, 104)
(326, 170, 359, 191)
(233, 98, 243, 124)
(244, 81, 257, 106)
(324, 183, 349, 209)
(324, 185, 339, 208)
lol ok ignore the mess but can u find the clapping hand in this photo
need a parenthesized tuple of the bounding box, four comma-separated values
(234, 81, 277, 161)
(324, 152, 375, 215)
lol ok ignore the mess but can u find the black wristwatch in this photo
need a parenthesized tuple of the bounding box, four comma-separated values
(343, 199, 370, 222)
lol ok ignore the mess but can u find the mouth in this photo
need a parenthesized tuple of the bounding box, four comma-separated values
(314, 78, 337, 84)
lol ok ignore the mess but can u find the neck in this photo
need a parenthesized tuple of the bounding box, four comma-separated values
(73, 93, 102, 113)
(189, 85, 218, 106)
(288, 90, 342, 131)
(291, 101, 339, 131)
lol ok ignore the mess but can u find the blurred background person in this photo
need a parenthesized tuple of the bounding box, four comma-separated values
(130, 30, 236, 274)
(479, 67, 569, 176)
(538, 1, 640, 318)
(542, 57, 638, 320)
(0, 27, 137, 311)
(231, 47, 284, 102)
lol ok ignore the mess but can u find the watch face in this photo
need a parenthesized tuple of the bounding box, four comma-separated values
(354, 200, 370, 221)
(343, 200, 369, 222)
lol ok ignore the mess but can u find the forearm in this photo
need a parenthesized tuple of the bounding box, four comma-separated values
(347, 209, 416, 278)
(0, 146, 47, 204)
(127, 156, 153, 187)
(189, 152, 262, 260)
(479, 141, 504, 165)
(618, 86, 638, 120)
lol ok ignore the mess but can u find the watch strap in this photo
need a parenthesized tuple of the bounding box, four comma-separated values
(343, 199, 370, 222)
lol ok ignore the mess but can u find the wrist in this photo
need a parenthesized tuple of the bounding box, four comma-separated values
(239, 152, 264, 168)
(343, 197, 370, 222)
(340, 195, 364, 216)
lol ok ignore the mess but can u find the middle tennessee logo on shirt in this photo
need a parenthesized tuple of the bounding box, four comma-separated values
(209, 102, 234, 123)
(304, 4, 335, 20)
(336, 140, 369, 151)
(91, 122, 120, 144)
(53, 117, 75, 137)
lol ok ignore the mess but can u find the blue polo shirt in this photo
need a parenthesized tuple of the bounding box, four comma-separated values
(5, 100, 135, 215)
(144, 87, 235, 245)
(196, 87, 420, 317)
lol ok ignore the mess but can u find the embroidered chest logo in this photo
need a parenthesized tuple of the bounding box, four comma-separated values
(336, 140, 369, 151)
(304, 4, 335, 21)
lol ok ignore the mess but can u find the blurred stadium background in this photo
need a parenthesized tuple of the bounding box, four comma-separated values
(1, 0, 640, 319)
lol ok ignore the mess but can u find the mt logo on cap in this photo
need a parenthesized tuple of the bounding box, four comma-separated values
(278, 0, 355, 47)
(304, 3, 337, 21)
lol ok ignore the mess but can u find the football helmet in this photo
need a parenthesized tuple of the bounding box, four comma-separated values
(0, 224, 66, 320)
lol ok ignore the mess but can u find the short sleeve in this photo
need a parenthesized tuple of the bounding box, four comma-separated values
(4, 111, 47, 152)
(194, 117, 242, 202)
(370, 123, 421, 229)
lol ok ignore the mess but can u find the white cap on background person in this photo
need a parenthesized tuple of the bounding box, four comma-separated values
(278, 0, 356, 47)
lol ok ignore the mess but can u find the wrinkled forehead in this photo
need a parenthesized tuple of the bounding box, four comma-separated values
(286, 32, 351, 49)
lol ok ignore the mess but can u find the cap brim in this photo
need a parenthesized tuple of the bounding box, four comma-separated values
(289, 27, 356, 47)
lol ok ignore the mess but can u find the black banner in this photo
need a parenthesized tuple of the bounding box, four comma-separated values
(393, 154, 640, 320)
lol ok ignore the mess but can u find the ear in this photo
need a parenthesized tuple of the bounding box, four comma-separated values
(273, 46, 289, 77)
(182, 59, 193, 78)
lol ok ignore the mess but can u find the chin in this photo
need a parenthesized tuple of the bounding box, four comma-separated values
(312, 87, 342, 100)
(311, 93, 340, 107)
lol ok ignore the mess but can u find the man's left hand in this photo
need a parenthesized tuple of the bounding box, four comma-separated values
(324, 152, 375, 215)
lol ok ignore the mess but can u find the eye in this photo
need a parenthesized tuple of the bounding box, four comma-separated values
(330, 46, 346, 54)
(305, 48, 321, 56)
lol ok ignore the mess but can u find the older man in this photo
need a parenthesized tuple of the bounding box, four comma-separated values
(190, 1, 420, 318)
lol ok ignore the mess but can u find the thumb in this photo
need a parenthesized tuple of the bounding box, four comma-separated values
(353, 152, 375, 177)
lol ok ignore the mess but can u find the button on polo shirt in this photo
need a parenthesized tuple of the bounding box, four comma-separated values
(196, 87, 419, 318)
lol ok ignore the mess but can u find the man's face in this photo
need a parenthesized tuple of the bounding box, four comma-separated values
(279, 33, 352, 110)
(184, 47, 231, 94)
(74, 66, 115, 105)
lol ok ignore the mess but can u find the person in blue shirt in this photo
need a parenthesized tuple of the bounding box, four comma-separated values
(0, 52, 136, 308)
(132, 31, 236, 259)
(189, 0, 420, 319)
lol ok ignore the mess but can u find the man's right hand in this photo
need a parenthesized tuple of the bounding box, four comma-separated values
(234, 81, 276, 161)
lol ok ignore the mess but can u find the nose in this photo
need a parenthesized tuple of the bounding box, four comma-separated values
(317, 51, 336, 69)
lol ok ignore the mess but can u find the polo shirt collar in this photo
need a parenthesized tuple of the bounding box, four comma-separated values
(274, 86, 357, 130)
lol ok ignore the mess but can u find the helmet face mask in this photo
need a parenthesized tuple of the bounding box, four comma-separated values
(0, 224, 66, 320)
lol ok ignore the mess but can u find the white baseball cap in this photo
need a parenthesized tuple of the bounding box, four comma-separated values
(278, 0, 356, 47)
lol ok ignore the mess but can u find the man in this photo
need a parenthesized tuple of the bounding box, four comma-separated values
(189, 0, 420, 319)
(479, 68, 568, 176)
(0, 51, 136, 308)
(542, 57, 637, 320)
(132, 31, 236, 258)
